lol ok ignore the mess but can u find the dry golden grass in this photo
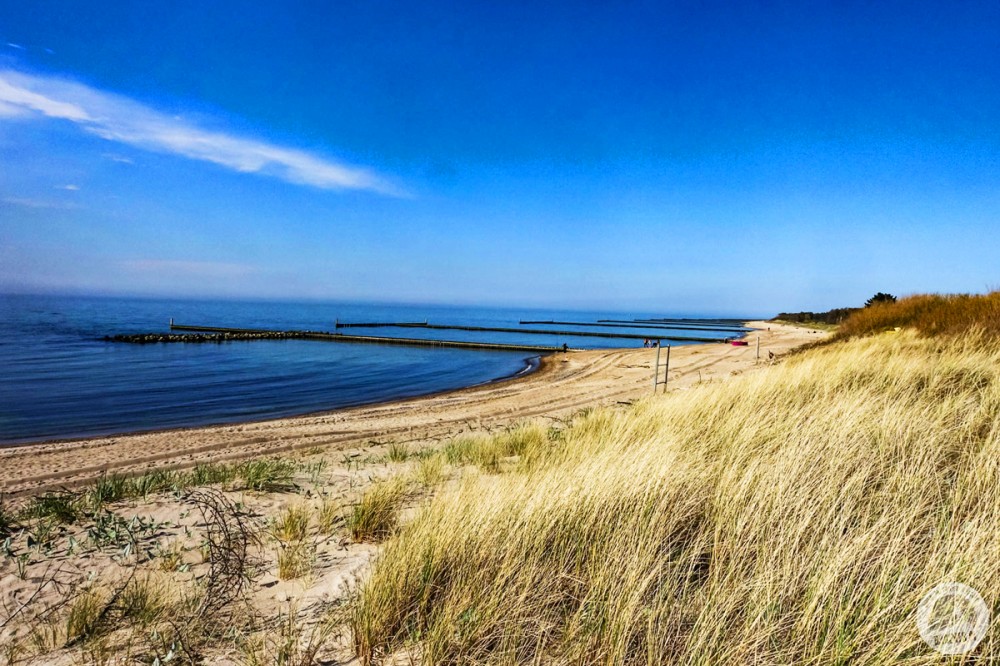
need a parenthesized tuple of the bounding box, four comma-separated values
(836, 290, 1000, 339)
(352, 330, 1000, 664)
(271, 504, 311, 543)
(346, 479, 409, 543)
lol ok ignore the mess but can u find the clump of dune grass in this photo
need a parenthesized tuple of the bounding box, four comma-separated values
(239, 604, 336, 666)
(346, 479, 408, 543)
(23, 492, 80, 524)
(317, 496, 343, 535)
(271, 504, 311, 543)
(65, 588, 107, 644)
(276, 539, 315, 581)
(386, 441, 411, 463)
(352, 330, 1000, 664)
(270, 504, 315, 580)
(836, 290, 1000, 340)
(238, 457, 299, 492)
(413, 454, 446, 488)
(441, 423, 552, 474)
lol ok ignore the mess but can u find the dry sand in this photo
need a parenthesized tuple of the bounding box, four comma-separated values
(0, 321, 821, 497)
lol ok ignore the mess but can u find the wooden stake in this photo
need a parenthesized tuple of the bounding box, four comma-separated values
(663, 344, 671, 392)
(653, 343, 661, 392)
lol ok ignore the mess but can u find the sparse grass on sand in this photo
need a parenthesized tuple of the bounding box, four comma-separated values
(352, 323, 1000, 664)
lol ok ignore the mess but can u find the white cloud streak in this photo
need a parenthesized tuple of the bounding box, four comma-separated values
(0, 69, 400, 195)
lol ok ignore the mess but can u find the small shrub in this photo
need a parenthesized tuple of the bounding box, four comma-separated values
(864, 292, 897, 307)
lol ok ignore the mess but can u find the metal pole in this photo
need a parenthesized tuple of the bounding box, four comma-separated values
(663, 344, 671, 392)
(652, 343, 661, 391)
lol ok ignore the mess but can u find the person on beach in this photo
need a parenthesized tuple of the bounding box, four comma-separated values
(643, 339, 650, 348)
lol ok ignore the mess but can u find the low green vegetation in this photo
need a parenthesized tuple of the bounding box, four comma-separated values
(6, 457, 303, 532)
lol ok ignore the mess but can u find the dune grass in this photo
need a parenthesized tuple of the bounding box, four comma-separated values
(351, 329, 1000, 664)
(835, 290, 1000, 340)
(347, 479, 410, 543)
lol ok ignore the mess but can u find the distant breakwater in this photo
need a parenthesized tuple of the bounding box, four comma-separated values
(107, 325, 575, 353)
(106, 331, 300, 343)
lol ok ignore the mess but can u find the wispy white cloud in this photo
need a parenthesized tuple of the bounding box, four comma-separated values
(0, 69, 401, 195)
(121, 259, 258, 278)
(102, 153, 134, 164)
(6, 43, 25, 50)
(56, 184, 80, 191)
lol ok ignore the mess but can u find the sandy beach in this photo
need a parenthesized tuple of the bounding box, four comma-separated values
(1, 320, 827, 665)
(0, 321, 820, 496)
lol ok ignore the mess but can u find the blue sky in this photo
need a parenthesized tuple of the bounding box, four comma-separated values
(2, 1, 999, 314)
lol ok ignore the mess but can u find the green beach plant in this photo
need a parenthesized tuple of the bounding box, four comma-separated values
(238, 458, 298, 492)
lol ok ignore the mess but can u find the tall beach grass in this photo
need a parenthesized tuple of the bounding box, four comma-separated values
(835, 290, 1000, 340)
(352, 329, 1000, 664)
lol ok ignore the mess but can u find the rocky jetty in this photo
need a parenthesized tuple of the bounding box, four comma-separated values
(105, 331, 301, 344)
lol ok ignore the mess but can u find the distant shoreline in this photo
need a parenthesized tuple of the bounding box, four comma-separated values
(0, 322, 821, 497)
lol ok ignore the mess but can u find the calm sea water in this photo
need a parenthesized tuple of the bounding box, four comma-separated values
(0, 294, 745, 444)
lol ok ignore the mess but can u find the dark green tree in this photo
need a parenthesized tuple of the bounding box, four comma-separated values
(865, 292, 897, 307)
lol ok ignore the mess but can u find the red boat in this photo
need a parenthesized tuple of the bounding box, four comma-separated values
(730, 340, 749, 346)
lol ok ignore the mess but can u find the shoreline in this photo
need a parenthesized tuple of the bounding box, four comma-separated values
(0, 321, 822, 497)
(0, 352, 549, 450)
